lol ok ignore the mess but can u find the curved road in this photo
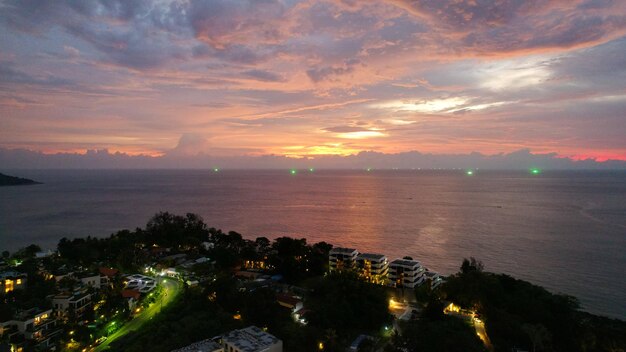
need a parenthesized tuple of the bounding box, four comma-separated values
(95, 278, 181, 351)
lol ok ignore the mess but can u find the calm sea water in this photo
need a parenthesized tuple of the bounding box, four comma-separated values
(1, 169, 625, 319)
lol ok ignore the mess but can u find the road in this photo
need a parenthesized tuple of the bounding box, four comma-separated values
(94, 277, 181, 351)
(473, 318, 493, 351)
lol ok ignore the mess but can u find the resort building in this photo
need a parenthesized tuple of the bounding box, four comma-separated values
(424, 271, 444, 289)
(52, 291, 92, 319)
(124, 274, 157, 293)
(221, 326, 283, 352)
(329, 247, 359, 271)
(0, 308, 62, 350)
(0, 271, 27, 294)
(388, 259, 426, 289)
(355, 253, 389, 284)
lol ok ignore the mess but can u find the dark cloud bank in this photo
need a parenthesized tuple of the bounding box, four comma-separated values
(1, 148, 624, 170)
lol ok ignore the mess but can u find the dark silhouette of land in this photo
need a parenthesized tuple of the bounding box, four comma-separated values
(0, 172, 41, 186)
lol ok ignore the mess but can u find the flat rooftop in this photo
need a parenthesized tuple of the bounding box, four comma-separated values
(357, 253, 386, 260)
(390, 259, 421, 267)
(0, 271, 26, 279)
(171, 339, 222, 352)
(329, 247, 358, 254)
(222, 326, 280, 352)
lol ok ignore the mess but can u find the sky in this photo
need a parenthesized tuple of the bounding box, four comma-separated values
(1, 0, 626, 168)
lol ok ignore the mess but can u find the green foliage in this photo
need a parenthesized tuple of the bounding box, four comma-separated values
(389, 316, 486, 352)
(13, 244, 41, 259)
(442, 262, 626, 352)
(110, 288, 238, 352)
(306, 271, 392, 346)
(460, 257, 484, 274)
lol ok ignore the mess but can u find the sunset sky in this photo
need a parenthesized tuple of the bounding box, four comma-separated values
(1, 0, 626, 162)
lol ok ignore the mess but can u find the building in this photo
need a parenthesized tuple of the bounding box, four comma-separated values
(52, 291, 92, 319)
(0, 308, 62, 350)
(424, 271, 444, 289)
(329, 248, 359, 271)
(388, 259, 425, 289)
(222, 326, 282, 352)
(243, 259, 267, 270)
(171, 338, 223, 352)
(77, 272, 102, 289)
(0, 271, 27, 294)
(124, 274, 157, 293)
(276, 294, 303, 314)
(355, 253, 388, 284)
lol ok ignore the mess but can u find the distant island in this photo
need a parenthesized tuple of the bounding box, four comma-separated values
(0, 172, 41, 186)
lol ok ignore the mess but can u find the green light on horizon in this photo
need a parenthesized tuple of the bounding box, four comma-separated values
(309, 168, 315, 172)
(213, 168, 219, 172)
(531, 168, 541, 175)
(466, 170, 474, 176)
(290, 169, 297, 175)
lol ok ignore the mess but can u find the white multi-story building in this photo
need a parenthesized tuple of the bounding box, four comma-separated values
(355, 253, 389, 284)
(424, 271, 444, 289)
(52, 291, 92, 319)
(0, 308, 62, 349)
(388, 259, 425, 289)
(222, 326, 282, 352)
(329, 247, 359, 271)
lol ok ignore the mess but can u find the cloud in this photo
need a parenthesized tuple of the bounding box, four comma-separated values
(168, 133, 211, 156)
(188, 0, 290, 49)
(385, 0, 626, 55)
(242, 69, 284, 82)
(307, 59, 361, 82)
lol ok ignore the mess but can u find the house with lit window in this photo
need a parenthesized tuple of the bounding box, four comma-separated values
(0, 308, 62, 350)
(329, 247, 359, 271)
(0, 271, 27, 295)
(388, 259, 426, 289)
(355, 253, 389, 284)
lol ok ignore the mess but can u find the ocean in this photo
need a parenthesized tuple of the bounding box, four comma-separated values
(1, 169, 625, 319)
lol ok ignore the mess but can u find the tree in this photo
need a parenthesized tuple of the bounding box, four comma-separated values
(460, 257, 484, 274)
(523, 324, 551, 352)
(306, 271, 392, 340)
